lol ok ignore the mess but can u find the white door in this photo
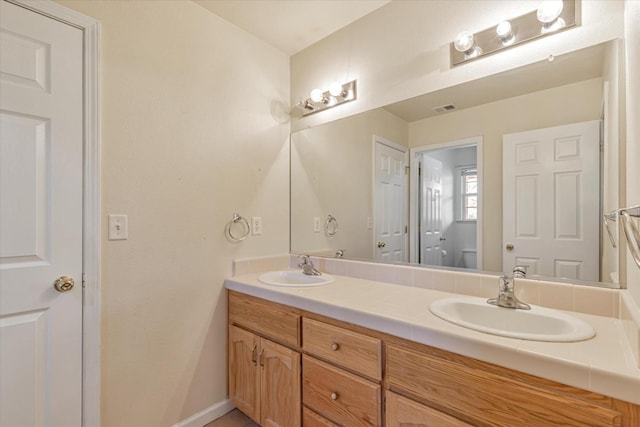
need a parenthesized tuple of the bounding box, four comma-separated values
(503, 121, 600, 280)
(420, 155, 444, 266)
(374, 138, 407, 262)
(0, 1, 83, 426)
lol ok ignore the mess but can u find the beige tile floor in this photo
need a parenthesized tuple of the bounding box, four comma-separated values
(203, 409, 258, 427)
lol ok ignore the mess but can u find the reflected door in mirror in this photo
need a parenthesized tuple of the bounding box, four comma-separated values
(503, 120, 600, 280)
(420, 156, 444, 266)
(374, 138, 408, 262)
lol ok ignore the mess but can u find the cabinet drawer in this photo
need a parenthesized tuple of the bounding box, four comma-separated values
(303, 355, 380, 427)
(386, 344, 622, 427)
(228, 291, 299, 347)
(303, 318, 381, 380)
(385, 391, 471, 427)
(302, 407, 339, 427)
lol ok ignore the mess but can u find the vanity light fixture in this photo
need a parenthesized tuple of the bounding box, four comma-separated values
(297, 80, 357, 117)
(450, 0, 577, 66)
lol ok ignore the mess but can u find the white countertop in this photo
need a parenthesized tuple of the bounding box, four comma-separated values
(225, 272, 640, 405)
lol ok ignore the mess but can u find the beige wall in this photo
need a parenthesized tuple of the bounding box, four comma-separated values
(291, 108, 408, 259)
(291, 0, 625, 132)
(408, 79, 603, 272)
(625, 0, 640, 304)
(55, 1, 289, 426)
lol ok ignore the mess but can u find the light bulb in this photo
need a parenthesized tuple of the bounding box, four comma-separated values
(496, 21, 515, 46)
(540, 17, 566, 34)
(329, 82, 345, 97)
(537, 0, 564, 24)
(496, 21, 512, 38)
(454, 31, 475, 53)
(310, 88, 324, 103)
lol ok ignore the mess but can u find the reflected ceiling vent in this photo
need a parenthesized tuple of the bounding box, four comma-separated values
(432, 104, 457, 114)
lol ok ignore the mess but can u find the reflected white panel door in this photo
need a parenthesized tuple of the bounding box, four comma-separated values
(374, 138, 407, 262)
(420, 156, 443, 266)
(503, 120, 599, 280)
(0, 2, 83, 426)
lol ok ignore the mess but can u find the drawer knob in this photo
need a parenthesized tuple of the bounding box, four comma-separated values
(330, 392, 338, 400)
(330, 342, 339, 351)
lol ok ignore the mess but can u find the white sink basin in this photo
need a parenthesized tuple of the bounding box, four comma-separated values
(258, 270, 335, 287)
(429, 297, 595, 342)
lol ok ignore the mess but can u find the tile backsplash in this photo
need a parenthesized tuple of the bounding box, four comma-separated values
(303, 255, 623, 318)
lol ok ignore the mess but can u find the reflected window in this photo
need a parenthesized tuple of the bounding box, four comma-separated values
(459, 167, 477, 221)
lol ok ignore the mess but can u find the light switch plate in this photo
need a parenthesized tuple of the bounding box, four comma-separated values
(313, 217, 321, 233)
(108, 214, 128, 240)
(251, 217, 262, 235)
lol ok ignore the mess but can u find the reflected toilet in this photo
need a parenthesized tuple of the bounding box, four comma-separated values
(462, 249, 477, 269)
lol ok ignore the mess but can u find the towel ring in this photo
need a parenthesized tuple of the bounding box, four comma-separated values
(603, 210, 617, 248)
(620, 206, 640, 269)
(225, 213, 250, 242)
(325, 214, 338, 237)
(620, 205, 640, 268)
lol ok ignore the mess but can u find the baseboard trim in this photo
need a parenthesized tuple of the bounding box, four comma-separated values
(172, 399, 235, 427)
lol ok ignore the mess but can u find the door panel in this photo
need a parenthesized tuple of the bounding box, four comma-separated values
(503, 121, 599, 280)
(228, 325, 261, 422)
(0, 2, 83, 425)
(260, 338, 301, 427)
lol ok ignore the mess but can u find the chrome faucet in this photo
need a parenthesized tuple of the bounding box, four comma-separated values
(487, 265, 531, 310)
(298, 255, 321, 276)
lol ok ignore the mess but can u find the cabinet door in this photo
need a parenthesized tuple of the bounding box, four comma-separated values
(261, 338, 301, 427)
(229, 325, 260, 422)
(386, 391, 471, 427)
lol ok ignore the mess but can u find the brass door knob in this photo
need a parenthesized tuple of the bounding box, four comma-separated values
(377, 241, 386, 248)
(506, 244, 514, 251)
(54, 276, 75, 292)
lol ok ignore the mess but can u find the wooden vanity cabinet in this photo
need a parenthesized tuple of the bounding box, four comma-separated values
(228, 292, 301, 427)
(228, 290, 640, 427)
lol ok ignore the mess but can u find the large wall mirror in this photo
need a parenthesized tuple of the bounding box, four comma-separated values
(291, 40, 624, 289)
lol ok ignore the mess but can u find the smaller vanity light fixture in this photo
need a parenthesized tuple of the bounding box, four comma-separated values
(297, 79, 357, 117)
(450, 0, 577, 66)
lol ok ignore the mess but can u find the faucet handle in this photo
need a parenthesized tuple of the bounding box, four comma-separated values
(498, 275, 513, 292)
(513, 265, 528, 277)
(298, 255, 311, 264)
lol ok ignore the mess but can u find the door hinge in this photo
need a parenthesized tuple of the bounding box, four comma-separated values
(405, 225, 408, 234)
(82, 272, 86, 288)
(418, 166, 422, 176)
(404, 165, 409, 175)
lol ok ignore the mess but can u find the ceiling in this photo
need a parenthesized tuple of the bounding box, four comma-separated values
(194, 0, 391, 56)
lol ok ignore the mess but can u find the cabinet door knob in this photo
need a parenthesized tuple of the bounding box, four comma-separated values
(506, 243, 514, 250)
(330, 342, 339, 351)
(330, 392, 338, 400)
